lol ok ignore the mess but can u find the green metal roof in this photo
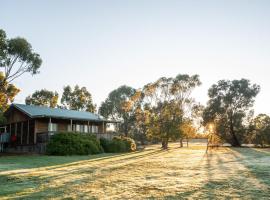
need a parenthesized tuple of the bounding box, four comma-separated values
(11, 104, 107, 122)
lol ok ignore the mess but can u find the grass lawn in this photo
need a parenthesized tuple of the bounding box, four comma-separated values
(0, 143, 270, 199)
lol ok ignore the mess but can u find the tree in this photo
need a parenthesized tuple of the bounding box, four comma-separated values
(248, 114, 270, 147)
(171, 74, 201, 114)
(61, 85, 96, 112)
(0, 29, 42, 124)
(0, 110, 7, 125)
(0, 72, 20, 125)
(129, 74, 201, 149)
(0, 72, 20, 111)
(203, 79, 260, 147)
(180, 119, 197, 147)
(99, 85, 136, 136)
(0, 29, 42, 86)
(25, 89, 59, 108)
(129, 103, 150, 145)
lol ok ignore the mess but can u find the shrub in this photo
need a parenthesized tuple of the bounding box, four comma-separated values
(100, 137, 111, 152)
(100, 136, 136, 153)
(46, 132, 104, 155)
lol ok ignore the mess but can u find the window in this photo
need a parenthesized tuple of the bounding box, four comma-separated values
(80, 125, 84, 133)
(72, 124, 76, 132)
(73, 124, 88, 133)
(48, 123, 58, 132)
(84, 125, 88, 133)
(67, 124, 72, 132)
(92, 125, 99, 133)
(76, 124, 80, 132)
(89, 125, 92, 133)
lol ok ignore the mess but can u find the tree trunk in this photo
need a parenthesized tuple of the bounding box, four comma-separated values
(124, 124, 128, 137)
(140, 134, 145, 146)
(230, 117, 241, 147)
(162, 137, 169, 149)
(261, 141, 264, 148)
(180, 138, 183, 148)
(187, 138, 189, 148)
(206, 136, 212, 154)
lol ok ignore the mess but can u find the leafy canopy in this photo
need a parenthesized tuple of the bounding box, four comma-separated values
(129, 74, 201, 149)
(248, 114, 270, 147)
(0, 29, 42, 84)
(99, 85, 136, 120)
(61, 85, 96, 112)
(99, 85, 136, 136)
(203, 79, 260, 146)
(0, 29, 41, 123)
(25, 89, 59, 108)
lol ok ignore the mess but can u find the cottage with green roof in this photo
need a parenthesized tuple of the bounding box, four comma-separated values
(0, 104, 117, 153)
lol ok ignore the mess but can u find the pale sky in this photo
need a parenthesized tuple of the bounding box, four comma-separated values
(1, 0, 270, 115)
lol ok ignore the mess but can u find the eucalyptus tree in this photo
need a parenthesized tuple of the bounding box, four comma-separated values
(171, 74, 201, 114)
(180, 119, 197, 147)
(203, 79, 260, 147)
(0, 72, 20, 114)
(0, 29, 41, 122)
(99, 85, 136, 136)
(0, 29, 42, 86)
(248, 114, 270, 147)
(61, 85, 96, 112)
(129, 74, 201, 149)
(25, 89, 59, 108)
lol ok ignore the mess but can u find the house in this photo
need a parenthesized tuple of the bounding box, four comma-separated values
(0, 104, 118, 153)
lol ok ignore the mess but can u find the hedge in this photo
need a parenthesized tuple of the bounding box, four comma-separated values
(46, 132, 104, 155)
(100, 136, 136, 153)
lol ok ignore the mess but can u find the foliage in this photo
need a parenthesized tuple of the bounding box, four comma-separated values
(99, 85, 136, 136)
(203, 79, 260, 147)
(113, 136, 136, 151)
(46, 132, 103, 155)
(99, 137, 111, 152)
(191, 103, 205, 131)
(100, 136, 136, 153)
(0, 72, 20, 113)
(25, 89, 59, 108)
(0, 29, 41, 117)
(0, 29, 42, 85)
(180, 120, 197, 139)
(248, 114, 270, 147)
(61, 85, 96, 112)
(127, 74, 201, 149)
(129, 105, 149, 145)
(0, 110, 7, 125)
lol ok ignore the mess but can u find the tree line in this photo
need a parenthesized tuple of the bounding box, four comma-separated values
(99, 76, 270, 148)
(25, 85, 96, 112)
(1, 29, 270, 148)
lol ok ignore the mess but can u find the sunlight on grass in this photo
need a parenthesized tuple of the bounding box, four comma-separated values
(0, 144, 269, 199)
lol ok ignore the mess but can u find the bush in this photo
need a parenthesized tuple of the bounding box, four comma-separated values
(100, 136, 136, 153)
(100, 137, 111, 152)
(46, 132, 104, 155)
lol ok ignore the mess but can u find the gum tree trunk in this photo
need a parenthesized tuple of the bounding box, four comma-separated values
(230, 117, 241, 147)
(180, 138, 183, 148)
(162, 137, 169, 149)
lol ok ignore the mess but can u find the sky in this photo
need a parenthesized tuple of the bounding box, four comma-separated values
(1, 0, 270, 115)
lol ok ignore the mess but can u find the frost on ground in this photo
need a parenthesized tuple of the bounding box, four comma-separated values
(0, 143, 269, 199)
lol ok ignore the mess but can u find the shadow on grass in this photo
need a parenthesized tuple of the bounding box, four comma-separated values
(229, 147, 270, 188)
(27, 148, 169, 183)
(164, 147, 269, 199)
(0, 148, 170, 199)
(163, 150, 229, 199)
(0, 147, 164, 172)
(0, 153, 120, 172)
